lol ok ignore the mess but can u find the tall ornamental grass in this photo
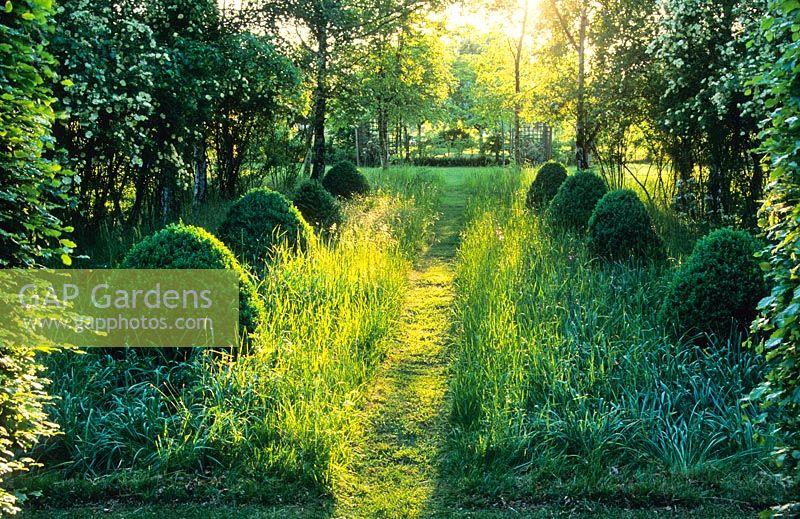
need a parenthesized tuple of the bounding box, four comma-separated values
(24, 170, 442, 502)
(449, 169, 782, 505)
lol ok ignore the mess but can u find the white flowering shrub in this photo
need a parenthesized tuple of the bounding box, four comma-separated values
(51, 0, 301, 226)
(650, 0, 770, 223)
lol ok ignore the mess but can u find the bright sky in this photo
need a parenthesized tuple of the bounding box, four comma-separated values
(440, 1, 535, 38)
(216, 0, 532, 40)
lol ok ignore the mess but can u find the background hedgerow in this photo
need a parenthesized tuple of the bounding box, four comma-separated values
(218, 188, 312, 266)
(526, 161, 568, 210)
(546, 171, 608, 231)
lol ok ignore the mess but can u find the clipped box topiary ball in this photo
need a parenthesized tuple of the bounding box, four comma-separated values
(588, 189, 664, 260)
(218, 187, 312, 265)
(292, 179, 343, 234)
(546, 171, 608, 231)
(662, 228, 766, 340)
(122, 223, 265, 337)
(322, 161, 370, 199)
(526, 161, 568, 210)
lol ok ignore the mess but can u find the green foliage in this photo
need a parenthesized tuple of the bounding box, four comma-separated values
(663, 228, 765, 340)
(645, 0, 768, 222)
(541, 0, 770, 221)
(292, 180, 342, 234)
(588, 189, 664, 260)
(589, 0, 661, 192)
(51, 0, 301, 226)
(332, 21, 452, 157)
(0, 0, 74, 513)
(364, 167, 446, 257)
(266, 0, 441, 176)
(322, 161, 370, 199)
(210, 32, 302, 199)
(121, 224, 264, 335)
(545, 171, 608, 231)
(0, 0, 74, 268)
(450, 172, 780, 505)
(526, 161, 568, 210)
(24, 179, 442, 502)
(217, 188, 312, 265)
(749, 0, 800, 488)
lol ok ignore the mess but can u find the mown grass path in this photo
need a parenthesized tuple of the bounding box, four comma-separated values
(333, 178, 466, 519)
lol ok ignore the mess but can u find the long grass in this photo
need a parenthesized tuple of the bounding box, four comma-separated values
(364, 166, 444, 257)
(20, 169, 443, 504)
(447, 168, 784, 507)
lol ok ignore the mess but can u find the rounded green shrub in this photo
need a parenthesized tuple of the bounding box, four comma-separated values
(662, 228, 766, 340)
(218, 188, 311, 264)
(546, 171, 608, 231)
(322, 161, 370, 199)
(122, 224, 265, 336)
(292, 179, 343, 233)
(526, 161, 568, 210)
(588, 189, 664, 260)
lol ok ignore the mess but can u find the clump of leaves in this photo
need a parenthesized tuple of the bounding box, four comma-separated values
(322, 161, 370, 199)
(662, 228, 765, 340)
(218, 188, 312, 266)
(588, 189, 664, 260)
(546, 171, 608, 231)
(526, 161, 567, 210)
(122, 224, 264, 336)
(292, 179, 342, 235)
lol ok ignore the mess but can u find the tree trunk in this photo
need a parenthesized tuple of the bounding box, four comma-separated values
(159, 169, 177, 227)
(498, 123, 505, 164)
(302, 124, 313, 177)
(354, 126, 361, 167)
(217, 123, 240, 200)
(127, 164, 147, 228)
(311, 24, 328, 180)
(417, 123, 423, 160)
(378, 107, 389, 169)
(513, 0, 529, 167)
(576, 9, 590, 170)
(671, 137, 695, 215)
(544, 124, 553, 161)
(404, 125, 410, 161)
(193, 141, 207, 206)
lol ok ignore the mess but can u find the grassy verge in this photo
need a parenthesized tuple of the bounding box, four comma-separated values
(445, 167, 787, 512)
(14, 170, 443, 510)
